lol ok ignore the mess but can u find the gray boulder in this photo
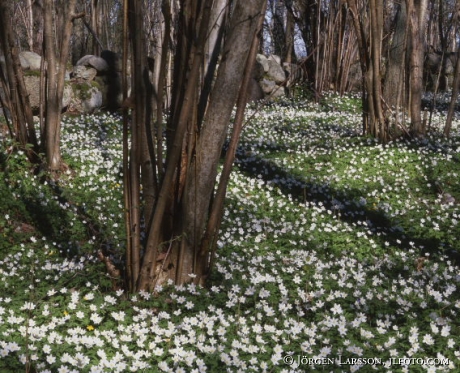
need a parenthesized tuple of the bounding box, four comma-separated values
(69, 82, 103, 114)
(270, 85, 286, 99)
(83, 88, 103, 113)
(251, 60, 266, 80)
(267, 54, 281, 65)
(62, 84, 73, 109)
(19, 51, 42, 71)
(24, 75, 74, 113)
(19, 54, 30, 70)
(267, 59, 286, 84)
(251, 54, 287, 100)
(73, 65, 98, 81)
(76, 55, 109, 72)
(23, 75, 41, 112)
(260, 78, 276, 94)
(256, 54, 269, 73)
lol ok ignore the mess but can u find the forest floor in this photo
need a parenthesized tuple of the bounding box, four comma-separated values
(0, 92, 459, 372)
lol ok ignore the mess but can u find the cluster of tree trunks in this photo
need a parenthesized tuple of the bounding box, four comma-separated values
(123, 0, 267, 291)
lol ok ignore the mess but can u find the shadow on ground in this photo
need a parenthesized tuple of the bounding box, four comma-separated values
(230, 135, 460, 265)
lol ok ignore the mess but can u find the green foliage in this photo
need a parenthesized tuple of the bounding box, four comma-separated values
(0, 98, 459, 372)
(23, 69, 41, 77)
(71, 81, 100, 101)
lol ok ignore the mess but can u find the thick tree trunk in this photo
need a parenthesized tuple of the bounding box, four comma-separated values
(179, 0, 266, 284)
(347, 0, 387, 141)
(201, 8, 266, 274)
(383, 2, 408, 112)
(199, 0, 228, 123)
(134, 0, 266, 290)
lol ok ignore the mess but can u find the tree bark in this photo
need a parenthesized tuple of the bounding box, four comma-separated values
(43, 0, 80, 170)
(201, 5, 266, 275)
(136, 0, 215, 291)
(407, 0, 427, 137)
(444, 44, 460, 137)
(383, 1, 408, 112)
(347, 0, 387, 141)
(0, 0, 39, 161)
(180, 0, 266, 284)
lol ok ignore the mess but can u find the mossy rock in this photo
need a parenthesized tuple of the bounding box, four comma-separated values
(24, 70, 41, 77)
(68, 81, 102, 113)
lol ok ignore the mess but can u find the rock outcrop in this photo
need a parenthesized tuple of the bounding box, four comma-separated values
(3, 50, 305, 111)
(1, 50, 122, 115)
(248, 54, 306, 102)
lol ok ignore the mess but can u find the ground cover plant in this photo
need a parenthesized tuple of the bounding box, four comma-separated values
(0, 93, 459, 372)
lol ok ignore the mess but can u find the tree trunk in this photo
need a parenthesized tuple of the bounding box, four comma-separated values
(134, 0, 266, 290)
(199, 0, 228, 123)
(383, 1, 408, 113)
(43, 0, 60, 170)
(136, 0, 215, 291)
(272, 0, 286, 58)
(407, 0, 427, 137)
(347, 0, 387, 141)
(180, 0, 266, 284)
(91, 0, 101, 56)
(201, 7, 266, 274)
(32, 0, 44, 54)
(444, 44, 460, 137)
(369, 0, 386, 140)
(43, 0, 80, 170)
(0, 0, 39, 162)
(284, 7, 296, 64)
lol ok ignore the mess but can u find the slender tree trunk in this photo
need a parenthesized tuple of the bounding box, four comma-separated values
(122, 0, 135, 291)
(43, 0, 81, 170)
(43, 0, 59, 169)
(0, 0, 39, 161)
(444, 45, 460, 137)
(272, 0, 286, 58)
(32, 0, 44, 54)
(369, 0, 386, 140)
(284, 7, 296, 64)
(154, 0, 172, 183)
(285, 0, 319, 93)
(407, 0, 427, 137)
(91, 0, 101, 55)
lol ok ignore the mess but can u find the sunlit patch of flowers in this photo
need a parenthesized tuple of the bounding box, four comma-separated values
(0, 97, 459, 372)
